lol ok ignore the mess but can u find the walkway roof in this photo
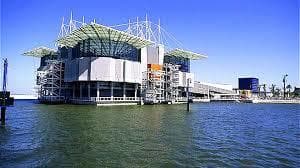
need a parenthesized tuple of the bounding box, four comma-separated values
(164, 48, 207, 60)
(57, 23, 153, 48)
(23, 46, 57, 58)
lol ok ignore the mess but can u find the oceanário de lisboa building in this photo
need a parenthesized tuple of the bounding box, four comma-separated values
(23, 14, 207, 105)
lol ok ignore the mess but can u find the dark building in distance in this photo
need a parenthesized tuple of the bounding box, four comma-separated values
(294, 87, 300, 97)
(238, 78, 259, 92)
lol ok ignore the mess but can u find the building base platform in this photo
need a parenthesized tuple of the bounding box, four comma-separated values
(97, 102, 138, 106)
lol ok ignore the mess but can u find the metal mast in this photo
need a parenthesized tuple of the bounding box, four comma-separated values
(158, 18, 161, 45)
(145, 14, 148, 40)
(1, 58, 14, 125)
(2, 58, 7, 92)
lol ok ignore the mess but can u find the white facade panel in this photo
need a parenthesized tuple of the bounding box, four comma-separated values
(91, 57, 115, 81)
(129, 61, 141, 83)
(124, 60, 132, 82)
(158, 45, 164, 65)
(109, 58, 116, 81)
(140, 47, 148, 78)
(147, 46, 158, 64)
(124, 60, 141, 83)
(89, 57, 141, 83)
(134, 61, 142, 83)
(178, 71, 184, 87)
(146, 45, 164, 65)
(115, 60, 124, 82)
(65, 56, 142, 83)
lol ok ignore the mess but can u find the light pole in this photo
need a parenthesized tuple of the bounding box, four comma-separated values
(263, 84, 266, 98)
(0, 59, 8, 124)
(186, 78, 191, 111)
(283, 74, 288, 98)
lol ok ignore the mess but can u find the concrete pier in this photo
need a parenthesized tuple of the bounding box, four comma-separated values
(251, 99, 300, 104)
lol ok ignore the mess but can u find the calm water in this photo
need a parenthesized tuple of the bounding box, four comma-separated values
(0, 100, 299, 167)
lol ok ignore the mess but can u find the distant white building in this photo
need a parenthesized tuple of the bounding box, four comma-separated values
(198, 82, 233, 91)
(191, 81, 235, 99)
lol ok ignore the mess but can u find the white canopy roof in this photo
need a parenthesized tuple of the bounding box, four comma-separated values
(165, 48, 207, 60)
(23, 46, 57, 58)
(57, 23, 153, 49)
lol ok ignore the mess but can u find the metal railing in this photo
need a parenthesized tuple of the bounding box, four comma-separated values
(90, 97, 140, 102)
(39, 96, 65, 101)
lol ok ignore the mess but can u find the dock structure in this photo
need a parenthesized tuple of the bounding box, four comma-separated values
(23, 14, 207, 105)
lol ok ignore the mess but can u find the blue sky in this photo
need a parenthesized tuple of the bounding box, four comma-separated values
(1, 0, 299, 94)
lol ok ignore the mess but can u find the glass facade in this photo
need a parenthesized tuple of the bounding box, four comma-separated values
(60, 47, 68, 59)
(164, 56, 190, 72)
(65, 38, 141, 62)
(40, 54, 57, 67)
(238, 78, 259, 92)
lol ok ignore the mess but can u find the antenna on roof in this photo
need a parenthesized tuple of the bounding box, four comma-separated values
(148, 15, 151, 41)
(145, 14, 148, 40)
(70, 11, 73, 20)
(136, 17, 139, 37)
(158, 18, 161, 45)
(69, 11, 73, 33)
(128, 19, 131, 34)
(69, 11, 77, 33)
(59, 17, 65, 38)
(82, 16, 85, 25)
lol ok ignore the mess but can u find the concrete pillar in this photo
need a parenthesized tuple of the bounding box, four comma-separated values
(139, 84, 144, 105)
(134, 83, 138, 100)
(97, 82, 100, 98)
(87, 83, 91, 98)
(72, 83, 75, 98)
(208, 88, 210, 99)
(79, 82, 83, 99)
(123, 83, 126, 100)
(1, 107, 6, 125)
(110, 82, 114, 100)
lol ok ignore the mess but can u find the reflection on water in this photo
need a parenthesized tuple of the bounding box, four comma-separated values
(0, 101, 299, 167)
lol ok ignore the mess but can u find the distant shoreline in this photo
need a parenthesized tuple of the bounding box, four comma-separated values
(11, 94, 38, 100)
(11, 96, 300, 104)
(250, 99, 300, 104)
(193, 98, 300, 104)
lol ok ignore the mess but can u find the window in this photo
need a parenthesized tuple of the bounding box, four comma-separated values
(67, 38, 140, 62)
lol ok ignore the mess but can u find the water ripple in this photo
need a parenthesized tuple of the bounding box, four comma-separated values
(0, 101, 299, 167)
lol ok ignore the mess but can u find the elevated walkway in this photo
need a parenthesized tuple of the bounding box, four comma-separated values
(192, 81, 235, 94)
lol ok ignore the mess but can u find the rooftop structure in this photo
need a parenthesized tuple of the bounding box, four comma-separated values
(23, 47, 57, 57)
(165, 48, 207, 60)
(23, 14, 207, 105)
(56, 23, 153, 48)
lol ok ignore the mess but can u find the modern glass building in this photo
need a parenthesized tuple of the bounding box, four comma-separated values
(238, 78, 259, 92)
